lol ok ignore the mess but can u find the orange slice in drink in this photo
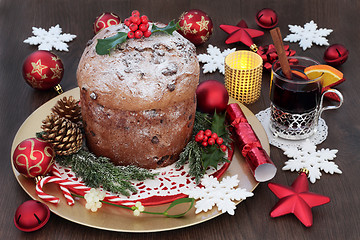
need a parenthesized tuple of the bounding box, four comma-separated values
(304, 65, 344, 88)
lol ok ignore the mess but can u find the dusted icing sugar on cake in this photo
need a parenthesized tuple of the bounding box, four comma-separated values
(77, 23, 199, 169)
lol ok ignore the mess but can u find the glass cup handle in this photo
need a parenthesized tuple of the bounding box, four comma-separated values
(319, 89, 344, 117)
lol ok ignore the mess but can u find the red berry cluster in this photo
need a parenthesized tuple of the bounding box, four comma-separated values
(124, 10, 151, 39)
(195, 129, 227, 152)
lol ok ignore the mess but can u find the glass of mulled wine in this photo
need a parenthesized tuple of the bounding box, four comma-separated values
(269, 56, 343, 140)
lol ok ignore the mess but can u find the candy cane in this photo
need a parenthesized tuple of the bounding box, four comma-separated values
(36, 176, 63, 204)
(50, 166, 75, 205)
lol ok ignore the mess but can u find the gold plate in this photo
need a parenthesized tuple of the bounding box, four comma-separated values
(11, 88, 270, 232)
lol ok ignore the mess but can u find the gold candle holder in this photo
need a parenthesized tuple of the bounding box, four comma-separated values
(224, 50, 263, 104)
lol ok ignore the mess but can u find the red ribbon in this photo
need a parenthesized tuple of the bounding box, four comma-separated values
(257, 44, 296, 70)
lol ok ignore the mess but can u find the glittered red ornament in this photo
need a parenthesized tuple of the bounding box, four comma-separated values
(268, 171, 330, 227)
(220, 20, 264, 50)
(13, 138, 55, 178)
(93, 12, 121, 34)
(323, 44, 349, 66)
(255, 8, 278, 29)
(178, 9, 213, 45)
(196, 80, 229, 114)
(22, 50, 64, 91)
(14, 200, 50, 232)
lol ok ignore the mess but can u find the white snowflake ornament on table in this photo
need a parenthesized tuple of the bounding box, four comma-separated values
(282, 140, 342, 183)
(24, 24, 76, 51)
(198, 44, 235, 74)
(186, 175, 253, 215)
(283, 20, 333, 51)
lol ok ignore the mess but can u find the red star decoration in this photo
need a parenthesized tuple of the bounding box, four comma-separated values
(219, 20, 264, 47)
(268, 172, 330, 227)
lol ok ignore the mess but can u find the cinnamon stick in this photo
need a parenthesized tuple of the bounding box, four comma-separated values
(270, 27, 292, 79)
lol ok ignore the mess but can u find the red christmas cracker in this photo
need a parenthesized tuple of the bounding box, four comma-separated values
(226, 103, 277, 182)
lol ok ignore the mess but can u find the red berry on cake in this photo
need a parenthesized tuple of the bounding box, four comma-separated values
(143, 30, 152, 38)
(127, 31, 135, 38)
(129, 23, 138, 32)
(134, 30, 143, 38)
(131, 16, 141, 25)
(124, 18, 131, 27)
(140, 15, 149, 24)
(139, 23, 149, 32)
(132, 10, 140, 17)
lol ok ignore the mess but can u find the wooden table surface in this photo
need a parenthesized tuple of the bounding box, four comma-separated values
(1, 0, 359, 239)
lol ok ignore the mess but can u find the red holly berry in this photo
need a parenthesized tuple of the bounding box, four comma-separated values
(210, 133, 218, 140)
(139, 23, 149, 32)
(129, 23, 138, 32)
(202, 141, 208, 147)
(132, 10, 140, 17)
(143, 30, 152, 38)
(220, 145, 227, 152)
(127, 31, 135, 38)
(196, 132, 204, 141)
(203, 136, 208, 142)
(204, 129, 212, 137)
(198, 130, 204, 135)
(216, 137, 223, 145)
(131, 16, 141, 25)
(134, 30, 143, 38)
(208, 138, 215, 145)
(140, 15, 149, 24)
(124, 18, 131, 27)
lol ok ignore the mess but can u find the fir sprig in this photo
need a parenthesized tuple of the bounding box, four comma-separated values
(176, 140, 203, 183)
(56, 149, 157, 196)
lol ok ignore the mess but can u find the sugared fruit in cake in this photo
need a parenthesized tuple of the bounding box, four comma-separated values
(323, 44, 349, 66)
(196, 80, 229, 114)
(178, 9, 213, 45)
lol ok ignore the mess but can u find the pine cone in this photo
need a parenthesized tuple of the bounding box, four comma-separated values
(51, 96, 82, 124)
(41, 113, 83, 155)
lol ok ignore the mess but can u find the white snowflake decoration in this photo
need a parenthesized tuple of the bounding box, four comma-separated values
(282, 140, 342, 183)
(24, 24, 76, 51)
(186, 175, 253, 215)
(283, 20, 333, 51)
(198, 44, 235, 74)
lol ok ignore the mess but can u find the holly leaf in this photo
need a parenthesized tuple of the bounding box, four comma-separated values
(211, 111, 227, 137)
(96, 32, 128, 55)
(202, 145, 228, 171)
(151, 20, 180, 35)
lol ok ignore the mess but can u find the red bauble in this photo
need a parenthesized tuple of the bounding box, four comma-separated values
(268, 172, 330, 227)
(13, 138, 55, 178)
(22, 50, 64, 90)
(178, 9, 213, 45)
(196, 80, 229, 114)
(93, 12, 121, 34)
(14, 200, 50, 232)
(323, 44, 349, 66)
(255, 8, 278, 29)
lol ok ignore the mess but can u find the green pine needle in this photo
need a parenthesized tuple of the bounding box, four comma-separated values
(56, 149, 157, 196)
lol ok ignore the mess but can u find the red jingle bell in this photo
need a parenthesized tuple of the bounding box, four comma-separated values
(196, 80, 229, 114)
(22, 50, 64, 92)
(93, 12, 121, 34)
(178, 9, 213, 45)
(323, 44, 349, 66)
(13, 138, 55, 178)
(255, 8, 278, 29)
(14, 200, 50, 232)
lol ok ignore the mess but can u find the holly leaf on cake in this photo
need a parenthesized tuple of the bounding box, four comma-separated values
(202, 145, 228, 171)
(96, 32, 128, 55)
(151, 20, 180, 35)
